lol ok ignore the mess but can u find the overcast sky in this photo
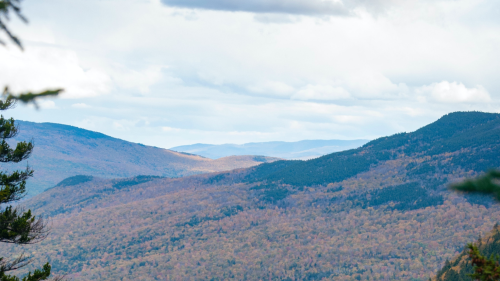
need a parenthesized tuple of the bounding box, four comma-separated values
(1, 0, 499, 148)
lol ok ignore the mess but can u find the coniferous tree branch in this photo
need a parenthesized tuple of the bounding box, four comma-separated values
(0, 262, 52, 281)
(0, 116, 18, 138)
(2, 87, 63, 109)
(0, 167, 34, 203)
(451, 170, 500, 201)
(0, 139, 33, 163)
(0, 207, 48, 244)
(0, 253, 31, 273)
(467, 243, 500, 281)
(0, 1, 62, 280)
(0, 95, 15, 111)
(0, 0, 27, 49)
(449, 172, 500, 280)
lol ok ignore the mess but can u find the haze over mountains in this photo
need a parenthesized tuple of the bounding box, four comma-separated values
(11, 121, 279, 196)
(170, 139, 369, 160)
(10, 111, 500, 280)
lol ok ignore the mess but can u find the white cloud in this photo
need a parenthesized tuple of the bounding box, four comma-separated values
(2, 0, 500, 149)
(71, 103, 90, 108)
(343, 70, 403, 99)
(39, 100, 57, 109)
(162, 126, 183, 132)
(0, 47, 112, 99)
(110, 65, 166, 94)
(161, 0, 350, 16)
(416, 81, 491, 103)
(292, 84, 350, 100)
(159, 0, 457, 17)
(247, 81, 295, 96)
(253, 13, 302, 24)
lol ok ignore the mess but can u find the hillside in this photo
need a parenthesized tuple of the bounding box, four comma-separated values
(242, 111, 500, 187)
(8, 121, 279, 195)
(432, 224, 500, 281)
(170, 139, 369, 160)
(9, 111, 500, 280)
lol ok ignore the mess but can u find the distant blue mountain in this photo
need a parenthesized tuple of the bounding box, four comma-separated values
(170, 139, 370, 160)
(7, 121, 279, 196)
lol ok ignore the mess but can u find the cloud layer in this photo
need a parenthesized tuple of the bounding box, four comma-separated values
(1, 0, 499, 148)
(416, 82, 491, 104)
(0, 47, 111, 99)
(162, 0, 350, 15)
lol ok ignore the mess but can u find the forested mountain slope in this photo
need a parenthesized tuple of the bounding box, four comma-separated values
(9, 111, 500, 280)
(433, 224, 500, 281)
(171, 139, 369, 160)
(9, 121, 279, 195)
(243, 111, 500, 187)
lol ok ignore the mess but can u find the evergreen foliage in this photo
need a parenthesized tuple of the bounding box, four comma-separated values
(244, 160, 301, 183)
(244, 150, 391, 187)
(443, 171, 500, 280)
(204, 173, 228, 185)
(14, 111, 500, 280)
(261, 187, 290, 202)
(249, 183, 292, 203)
(0, 0, 25, 48)
(55, 175, 94, 188)
(436, 226, 500, 281)
(347, 182, 444, 211)
(1, 1, 62, 279)
(112, 175, 162, 190)
(467, 242, 500, 281)
(451, 171, 500, 201)
(243, 112, 500, 189)
(0, 101, 54, 280)
(175, 205, 243, 228)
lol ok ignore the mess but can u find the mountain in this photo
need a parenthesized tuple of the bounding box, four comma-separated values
(10, 111, 500, 280)
(8, 121, 279, 195)
(244, 111, 500, 187)
(170, 139, 369, 160)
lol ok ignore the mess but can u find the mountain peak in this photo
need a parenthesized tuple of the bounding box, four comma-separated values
(415, 111, 500, 138)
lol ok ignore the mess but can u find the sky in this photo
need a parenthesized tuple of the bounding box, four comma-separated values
(1, 0, 499, 148)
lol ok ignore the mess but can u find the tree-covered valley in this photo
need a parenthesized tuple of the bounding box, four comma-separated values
(1, 111, 498, 280)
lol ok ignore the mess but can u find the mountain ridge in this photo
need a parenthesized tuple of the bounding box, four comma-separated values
(170, 139, 369, 160)
(9, 121, 280, 195)
(9, 111, 500, 280)
(239, 111, 500, 188)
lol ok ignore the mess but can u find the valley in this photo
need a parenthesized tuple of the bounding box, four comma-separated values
(6, 111, 500, 280)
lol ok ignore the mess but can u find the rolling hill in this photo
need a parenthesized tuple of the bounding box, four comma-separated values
(170, 139, 369, 160)
(9, 111, 500, 280)
(8, 121, 279, 195)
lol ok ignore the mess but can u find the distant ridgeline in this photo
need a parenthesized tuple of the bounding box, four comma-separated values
(245, 111, 500, 185)
(54, 175, 94, 188)
(170, 139, 370, 160)
(12, 111, 500, 280)
(8, 121, 279, 196)
(211, 111, 500, 207)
